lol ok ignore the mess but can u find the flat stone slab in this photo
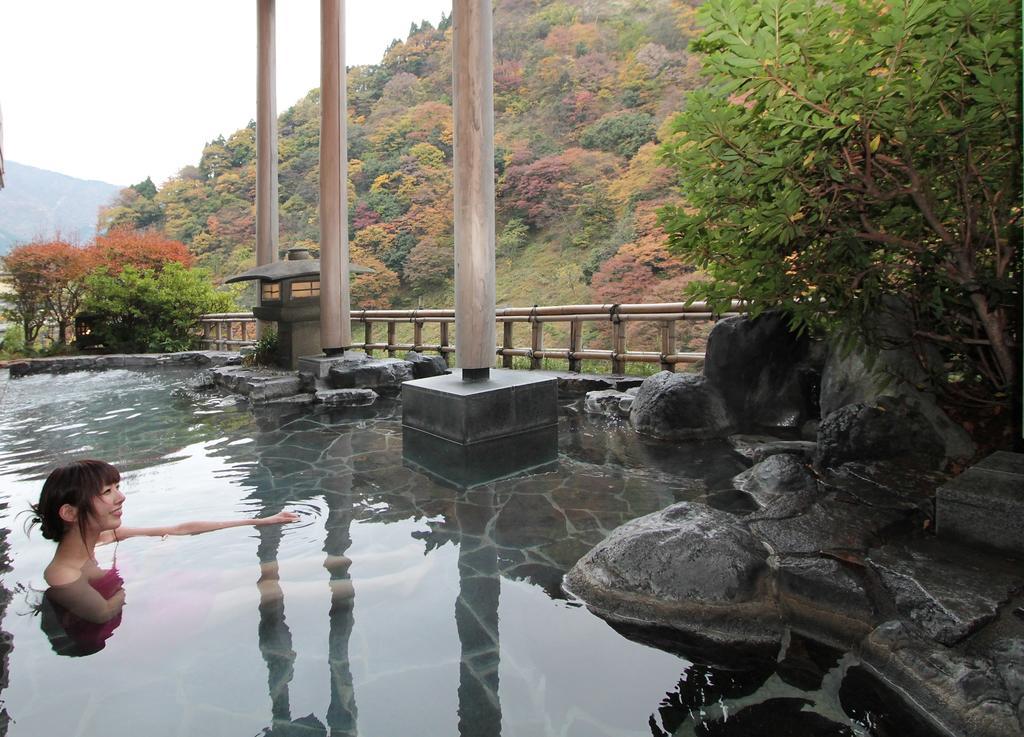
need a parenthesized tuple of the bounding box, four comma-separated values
(297, 351, 370, 379)
(583, 389, 633, 418)
(315, 388, 378, 407)
(862, 621, 1024, 737)
(747, 497, 907, 555)
(868, 537, 1024, 646)
(209, 366, 307, 403)
(937, 451, 1024, 556)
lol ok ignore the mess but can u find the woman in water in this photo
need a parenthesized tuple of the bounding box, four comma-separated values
(29, 459, 297, 633)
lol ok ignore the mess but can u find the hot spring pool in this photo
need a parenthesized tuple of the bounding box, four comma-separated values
(0, 367, 938, 736)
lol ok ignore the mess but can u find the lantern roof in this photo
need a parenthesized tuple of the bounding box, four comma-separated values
(226, 247, 372, 284)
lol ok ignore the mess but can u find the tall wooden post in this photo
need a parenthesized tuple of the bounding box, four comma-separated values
(452, 0, 496, 378)
(320, 0, 351, 354)
(256, 0, 279, 338)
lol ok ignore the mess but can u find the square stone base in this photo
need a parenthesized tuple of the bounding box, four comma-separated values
(401, 369, 558, 487)
(936, 451, 1024, 557)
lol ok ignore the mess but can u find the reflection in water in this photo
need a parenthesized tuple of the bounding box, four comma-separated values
(323, 435, 357, 737)
(39, 561, 125, 657)
(256, 524, 300, 732)
(454, 491, 502, 737)
(250, 430, 359, 737)
(0, 495, 12, 734)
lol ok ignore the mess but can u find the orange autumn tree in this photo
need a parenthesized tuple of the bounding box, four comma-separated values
(91, 227, 193, 274)
(590, 202, 707, 351)
(3, 239, 96, 345)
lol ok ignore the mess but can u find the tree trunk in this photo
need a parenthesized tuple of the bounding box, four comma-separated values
(969, 292, 1017, 392)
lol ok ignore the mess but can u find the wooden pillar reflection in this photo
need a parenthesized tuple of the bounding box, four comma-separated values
(454, 492, 502, 737)
(452, 0, 496, 373)
(320, 0, 351, 353)
(256, 0, 279, 338)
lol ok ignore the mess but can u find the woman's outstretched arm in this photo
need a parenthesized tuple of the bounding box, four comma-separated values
(100, 511, 299, 544)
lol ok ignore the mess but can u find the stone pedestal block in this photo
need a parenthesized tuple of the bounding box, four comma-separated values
(401, 369, 558, 488)
(936, 451, 1024, 557)
(297, 351, 369, 379)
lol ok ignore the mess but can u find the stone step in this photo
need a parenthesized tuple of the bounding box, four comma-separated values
(936, 451, 1024, 557)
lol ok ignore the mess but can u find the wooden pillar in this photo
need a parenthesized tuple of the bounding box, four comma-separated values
(452, 0, 496, 376)
(256, 0, 279, 339)
(320, 0, 351, 354)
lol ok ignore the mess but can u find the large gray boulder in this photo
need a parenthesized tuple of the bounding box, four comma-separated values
(564, 502, 781, 645)
(404, 351, 448, 379)
(819, 297, 944, 417)
(821, 344, 974, 464)
(629, 371, 736, 440)
(732, 453, 819, 507)
(328, 357, 413, 395)
(815, 396, 947, 470)
(703, 312, 821, 430)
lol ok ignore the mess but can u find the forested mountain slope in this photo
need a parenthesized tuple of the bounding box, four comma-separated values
(101, 0, 704, 320)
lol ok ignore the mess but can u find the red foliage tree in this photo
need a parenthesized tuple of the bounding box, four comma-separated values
(590, 204, 707, 350)
(91, 227, 193, 274)
(3, 239, 96, 345)
(499, 148, 620, 228)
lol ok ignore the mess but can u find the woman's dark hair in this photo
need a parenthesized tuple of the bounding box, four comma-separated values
(28, 460, 120, 542)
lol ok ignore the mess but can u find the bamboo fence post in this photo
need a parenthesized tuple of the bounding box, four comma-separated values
(611, 317, 626, 375)
(413, 319, 423, 352)
(440, 321, 451, 366)
(217, 320, 226, 351)
(502, 321, 514, 369)
(660, 320, 676, 373)
(569, 319, 582, 373)
(387, 322, 396, 358)
(530, 317, 543, 370)
(363, 320, 373, 357)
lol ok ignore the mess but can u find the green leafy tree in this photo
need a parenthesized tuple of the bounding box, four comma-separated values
(660, 0, 1020, 402)
(580, 111, 656, 158)
(82, 263, 234, 353)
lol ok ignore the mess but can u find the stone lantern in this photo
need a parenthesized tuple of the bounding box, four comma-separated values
(226, 247, 371, 369)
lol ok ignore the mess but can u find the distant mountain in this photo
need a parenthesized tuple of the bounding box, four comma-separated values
(0, 161, 121, 254)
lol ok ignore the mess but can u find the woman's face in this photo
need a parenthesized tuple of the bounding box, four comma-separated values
(88, 481, 125, 532)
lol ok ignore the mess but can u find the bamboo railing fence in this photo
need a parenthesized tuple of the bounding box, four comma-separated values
(199, 312, 258, 350)
(199, 302, 743, 374)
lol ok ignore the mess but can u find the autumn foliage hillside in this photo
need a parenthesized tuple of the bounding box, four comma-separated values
(100, 0, 706, 348)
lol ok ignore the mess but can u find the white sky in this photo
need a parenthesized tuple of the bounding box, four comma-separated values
(1, 1, 452, 186)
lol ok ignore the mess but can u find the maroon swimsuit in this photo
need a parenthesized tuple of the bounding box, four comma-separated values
(44, 566, 124, 656)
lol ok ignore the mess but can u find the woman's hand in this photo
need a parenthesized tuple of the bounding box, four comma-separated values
(255, 511, 300, 526)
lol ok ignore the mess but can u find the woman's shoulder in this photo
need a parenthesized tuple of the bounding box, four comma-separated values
(44, 560, 84, 588)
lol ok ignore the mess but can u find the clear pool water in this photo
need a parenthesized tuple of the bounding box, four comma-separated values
(0, 368, 937, 737)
